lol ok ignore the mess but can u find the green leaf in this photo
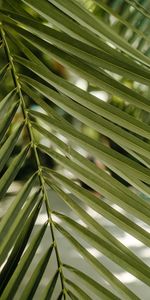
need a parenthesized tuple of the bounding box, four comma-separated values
(0, 190, 40, 267)
(65, 279, 93, 300)
(0, 63, 9, 82)
(1, 221, 47, 300)
(54, 223, 140, 300)
(4, 0, 31, 17)
(50, 0, 150, 66)
(43, 150, 150, 223)
(20, 244, 54, 300)
(0, 144, 30, 200)
(39, 142, 150, 206)
(18, 64, 150, 142)
(57, 291, 63, 300)
(20, 77, 150, 159)
(64, 265, 121, 300)
(0, 101, 19, 142)
(0, 197, 42, 295)
(20, 0, 118, 51)
(45, 172, 150, 247)
(51, 186, 148, 275)
(30, 111, 150, 190)
(0, 3, 150, 299)
(21, 84, 63, 122)
(93, 0, 150, 44)
(6, 22, 150, 85)
(53, 212, 150, 286)
(0, 89, 16, 118)
(0, 122, 24, 173)
(0, 173, 37, 241)
(41, 270, 59, 300)
(17, 55, 150, 113)
(21, 0, 150, 67)
(67, 290, 79, 300)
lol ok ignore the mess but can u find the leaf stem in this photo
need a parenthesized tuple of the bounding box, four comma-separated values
(1, 27, 66, 299)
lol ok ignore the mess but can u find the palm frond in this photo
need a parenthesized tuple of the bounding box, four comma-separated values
(0, 1, 150, 299)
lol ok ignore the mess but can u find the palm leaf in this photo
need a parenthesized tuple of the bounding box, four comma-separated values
(0, 1, 150, 299)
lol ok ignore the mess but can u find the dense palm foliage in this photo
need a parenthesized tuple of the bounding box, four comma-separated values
(0, 0, 150, 299)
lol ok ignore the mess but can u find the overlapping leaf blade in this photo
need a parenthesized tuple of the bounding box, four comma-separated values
(0, 1, 150, 299)
(0, 221, 47, 300)
(20, 244, 54, 300)
(0, 197, 43, 296)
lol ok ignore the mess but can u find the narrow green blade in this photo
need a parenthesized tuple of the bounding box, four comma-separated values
(41, 270, 59, 300)
(53, 212, 150, 286)
(0, 89, 16, 118)
(64, 265, 121, 300)
(0, 191, 40, 266)
(54, 223, 140, 300)
(0, 198, 42, 296)
(0, 145, 30, 200)
(0, 173, 37, 240)
(0, 122, 24, 173)
(52, 186, 149, 275)
(45, 173, 150, 247)
(20, 244, 54, 300)
(1, 221, 47, 300)
(0, 101, 19, 142)
(65, 279, 92, 300)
